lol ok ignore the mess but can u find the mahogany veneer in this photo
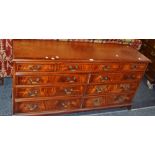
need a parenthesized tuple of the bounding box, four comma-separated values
(12, 40, 150, 115)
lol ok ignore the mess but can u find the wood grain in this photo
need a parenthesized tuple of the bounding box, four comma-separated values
(12, 40, 150, 115)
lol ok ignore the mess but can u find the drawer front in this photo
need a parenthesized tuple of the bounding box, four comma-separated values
(90, 72, 142, 84)
(122, 72, 143, 82)
(58, 63, 119, 72)
(58, 63, 93, 72)
(14, 101, 46, 113)
(86, 83, 138, 95)
(16, 74, 87, 85)
(15, 86, 84, 98)
(107, 93, 133, 105)
(14, 99, 81, 114)
(16, 63, 56, 72)
(94, 63, 120, 72)
(83, 96, 106, 108)
(90, 73, 121, 83)
(122, 63, 147, 71)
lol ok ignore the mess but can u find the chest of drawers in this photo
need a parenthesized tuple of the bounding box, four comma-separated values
(12, 40, 150, 115)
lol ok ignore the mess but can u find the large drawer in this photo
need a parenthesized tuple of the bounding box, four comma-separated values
(86, 83, 138, 95)
(16, 74, 88, 85)
(90, 72, 143, 83)
(83, 96, 106, 108)
(15, 85, 85, 98)
(107, 93, 134, 105)
(14, 98, 81, 114)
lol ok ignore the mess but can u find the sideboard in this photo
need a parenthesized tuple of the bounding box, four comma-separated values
(12, 39, 150, 115)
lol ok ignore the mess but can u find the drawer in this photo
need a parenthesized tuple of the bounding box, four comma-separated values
(122, 63, 147, 71)
(14, 101, 46, 113)
(58, 63, 93, 72)
(90, 73, 121, 83)
(121, 72, 143, 81)
(107, 93, 133, 105)
(16, 63, 56, 72)
(86, 83, 138, 95)
(93, 63, 120, 72)
(83, 96, 106, 108)
(90, 72, 142, 85)
(16, 74, 88, 85)
(15, 85, 84, 98)
(14, 99, 81, 114)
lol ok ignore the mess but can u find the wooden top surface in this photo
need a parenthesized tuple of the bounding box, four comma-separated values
(13, 39, 150, 62)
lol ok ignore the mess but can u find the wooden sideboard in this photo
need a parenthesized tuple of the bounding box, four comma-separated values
(12, 40, 150, 115)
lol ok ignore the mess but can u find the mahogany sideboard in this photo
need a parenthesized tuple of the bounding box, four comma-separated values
(12, 40, 150, 115)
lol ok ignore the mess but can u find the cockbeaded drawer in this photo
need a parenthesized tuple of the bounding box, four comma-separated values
(14, 98, 81, 114)
(16, 74, 88, 85)
(15, 85, 84, 98)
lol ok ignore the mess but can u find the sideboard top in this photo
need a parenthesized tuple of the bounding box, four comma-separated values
(13, 39, 150, 62)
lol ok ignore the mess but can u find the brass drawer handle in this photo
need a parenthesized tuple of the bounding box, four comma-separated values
(27, 104, 38, 111)
(100, 76, 109, 81)
(60, 101, 70, 108)
(28, 89, 39, 97)
(61, 103, 68, 108)
(93, 98, 101, 106)
(120, 84, 130, 91)
(68, 65, 79, 71)
(114, 96, 125, 103)
(131, 64, 137, 70)
(150, 51, 155, 56)
(64, 88, 73, 95)
(66, 76, 76, 83)
(102, 65, 110, 71)
(29, 65, 41, 71)
(96, 87, 103, 93)
(29, 78, 40, 84)
(125, 74, 136, 80)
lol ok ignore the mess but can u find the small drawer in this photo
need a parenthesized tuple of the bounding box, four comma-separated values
(15, 85, 84, 98)
(16, 74, 88, 85)
(14, 99, 81, 114)
(16, 63, 56, 72)
(58, 63, 93, 72)
(122, 63, 147, 71)
(86, 83, 138, 95)
(93, 63, 120, 72)
(107, 93, 133, 105)
(83, 96, 106, 108)
(90, 73, 121, 83)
